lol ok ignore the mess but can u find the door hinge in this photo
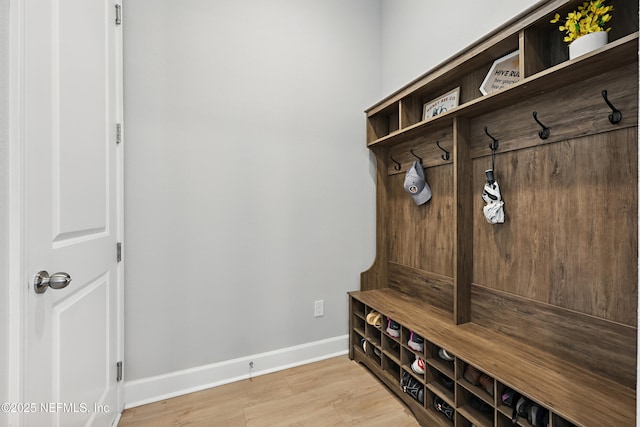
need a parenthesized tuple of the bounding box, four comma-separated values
(116, 123, 122, 144)
(115, 4, 122, 26)
(116, 242, 122, 263)
(116, 361, 123, 382)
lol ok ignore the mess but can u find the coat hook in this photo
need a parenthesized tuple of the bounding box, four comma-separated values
(410, 149, 423, 164)
(484, 126, 499, 151)
(436, 140, 450, 161)
(602, 90, 622, 124)
(390, 156, 401, 171)
(532, 111, 550, 140)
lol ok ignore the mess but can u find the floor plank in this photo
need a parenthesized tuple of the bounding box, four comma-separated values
(118, 356, 420, 427)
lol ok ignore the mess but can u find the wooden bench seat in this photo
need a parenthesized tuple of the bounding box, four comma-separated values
(349, 288, 635, 427)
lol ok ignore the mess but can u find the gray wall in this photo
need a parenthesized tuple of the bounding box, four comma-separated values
(0, 0, 9, 424)
(123, 0, 380, 381)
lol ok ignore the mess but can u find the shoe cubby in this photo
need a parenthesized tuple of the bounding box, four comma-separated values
(457, 360, 494, 406)
(401, 346, 426, 382)
(351, 332, 365, 357)
(349, 291, 634, 426)
(382, 315, 401, 341)
(426, 364, 454, 403)
(406, 328, 426, 355)
(382, 353, 401, 382)
(364, 310, 381, 349)
(456, 385, 494, 427)
(426, 342, 455, 378)
(352, 315, 365, 338)
(455, 414, 478, 427)
(429, 390, 455, 426)
(551, 415, 577, 427)
(495, 383, 552, 427)
(351, 299, 365, 319)
(382, 333, 401, 360)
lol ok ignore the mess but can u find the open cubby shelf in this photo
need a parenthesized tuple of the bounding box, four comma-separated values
(350, 1, 637, 426)
(350, 289, 635, 426)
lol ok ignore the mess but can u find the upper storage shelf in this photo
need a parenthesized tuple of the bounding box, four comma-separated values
(366, 0, 639, 147)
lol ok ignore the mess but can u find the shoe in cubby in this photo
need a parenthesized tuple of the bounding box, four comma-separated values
(365, 310, 382, 329)
(437, 347, 455, 362)
(456, 385, 494, 427)
(400, 370, 424, 405)
(411, 355, 425, 375)
(462, 363, 494, 399)
(386, 317, 400, 339)
(499, 386, 550, 427)
(433, 395, 455, 422)
(408, 330, 425, 352)
(382, 333, 401, 360)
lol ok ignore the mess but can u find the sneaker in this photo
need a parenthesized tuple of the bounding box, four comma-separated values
(528, 403, 549, 427)
(433, 396, 454, 421)
(438, 348, 454, 362)
(386, 318, 400, 338)
(411, 356, 425, 375)
(360, 338, 367, 352)
(408, 331, 424, 352)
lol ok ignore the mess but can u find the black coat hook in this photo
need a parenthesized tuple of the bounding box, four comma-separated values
(602, 90, 622, 124)
(484, 126, 499, 151)
(533, 111, 550, 140)
(436, 140, 450, 161)
(390, 156, 401, 171)
(410, 149, 423, 164)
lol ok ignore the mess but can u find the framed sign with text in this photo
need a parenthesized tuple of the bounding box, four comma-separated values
(422, 87, 460, 120)
(480, 50, 520, 95)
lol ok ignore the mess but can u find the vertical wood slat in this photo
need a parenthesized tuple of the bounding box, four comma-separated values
(453, 117, 473, 324)
(361, 146, 389, 291)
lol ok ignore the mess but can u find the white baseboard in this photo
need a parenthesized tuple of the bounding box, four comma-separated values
(124, 335, 349, 409)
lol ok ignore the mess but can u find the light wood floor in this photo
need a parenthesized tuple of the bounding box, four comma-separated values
(118, 355, 420, 426)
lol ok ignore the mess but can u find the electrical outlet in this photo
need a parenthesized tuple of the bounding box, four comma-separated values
(314, 300, 324, 317)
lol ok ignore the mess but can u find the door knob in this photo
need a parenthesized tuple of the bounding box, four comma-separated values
(34, 271, 72, 294)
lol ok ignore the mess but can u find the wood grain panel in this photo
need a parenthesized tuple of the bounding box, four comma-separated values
(386, 163, 454, 276)
(470, 284, 637, 389)
(473, 128, 638, 325)
(350, 288, 635, 426)
(387, 262, 453, 315)
(468, 63, 638, 159)
(454, 117, 473, 324)
(361, 147, 390, 291)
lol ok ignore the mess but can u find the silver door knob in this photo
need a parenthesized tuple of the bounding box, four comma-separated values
(34, 271, 72, 294)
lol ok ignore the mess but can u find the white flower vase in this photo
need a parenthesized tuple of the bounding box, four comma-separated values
(569, 31, 608, 60)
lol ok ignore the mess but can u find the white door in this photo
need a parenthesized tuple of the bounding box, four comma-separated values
(20, 0, 123, 426)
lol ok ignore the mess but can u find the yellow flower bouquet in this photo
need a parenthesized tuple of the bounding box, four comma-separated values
(550, 1, 613, 43)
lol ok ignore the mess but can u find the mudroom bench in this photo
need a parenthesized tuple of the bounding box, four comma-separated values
(349, 289, 635, 427)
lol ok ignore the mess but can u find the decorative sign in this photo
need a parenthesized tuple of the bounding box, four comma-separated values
(422, 87, 460, 120)
(480, 51, 521, 95)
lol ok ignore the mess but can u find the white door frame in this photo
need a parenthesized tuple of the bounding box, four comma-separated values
(7, 1, 125, 425)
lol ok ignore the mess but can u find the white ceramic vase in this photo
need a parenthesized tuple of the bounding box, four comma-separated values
(569, 31, 608, 60)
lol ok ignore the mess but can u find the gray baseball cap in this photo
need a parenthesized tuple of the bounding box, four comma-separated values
(404, 161, 432, 205)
